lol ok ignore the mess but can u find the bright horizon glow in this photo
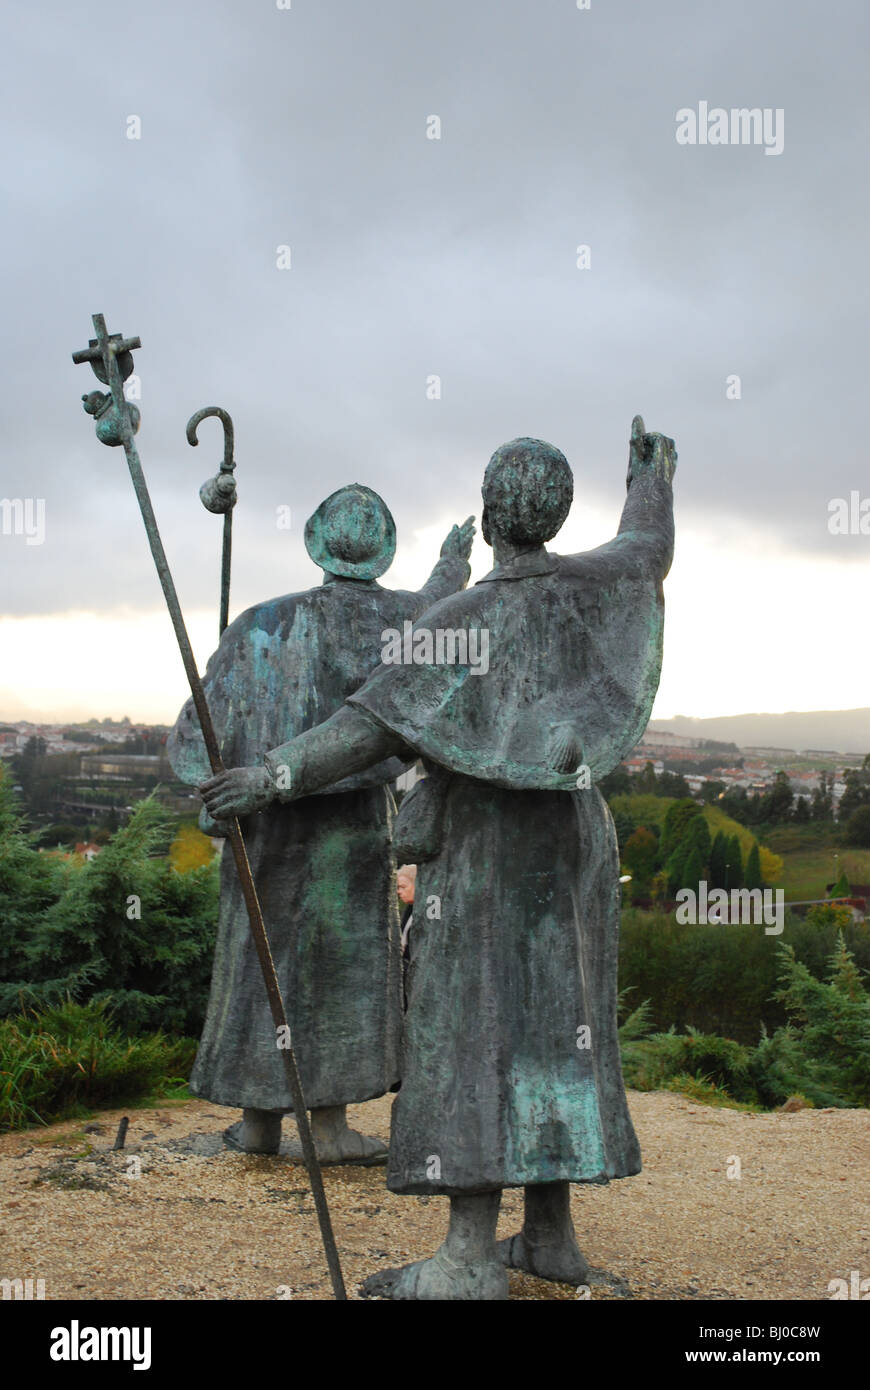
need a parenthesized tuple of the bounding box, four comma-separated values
(0, 506, 866, 725)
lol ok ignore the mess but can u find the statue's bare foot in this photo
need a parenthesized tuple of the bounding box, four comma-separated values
(361, 1249, 508, 1301)
(313, 1127, 388, 1164)
(307, 1105, 387, 1165)
(497, 1232, 589, 1284)
(223, 1109, 282, 1155)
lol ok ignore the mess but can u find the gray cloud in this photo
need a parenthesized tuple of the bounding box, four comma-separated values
(2, 0, 868, 620)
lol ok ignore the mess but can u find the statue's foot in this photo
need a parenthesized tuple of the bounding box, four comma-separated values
(360, 1249, 508, 1301)
(497, 1231, 589, 1284)
(313, 1128, 388, 1164)
(223, 1116, 281, 1155)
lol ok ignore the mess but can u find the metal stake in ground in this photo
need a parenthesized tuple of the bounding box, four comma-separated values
(72, 314, 346, 1301)
(187, 406, 237, 638)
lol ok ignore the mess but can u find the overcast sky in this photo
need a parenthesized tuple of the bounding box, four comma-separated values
(1, 0, 868, 723)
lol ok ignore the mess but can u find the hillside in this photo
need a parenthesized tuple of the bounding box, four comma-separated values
(648, 709, 870, 755)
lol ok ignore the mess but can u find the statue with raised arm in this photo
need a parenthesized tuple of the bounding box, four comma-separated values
(202, 421, 675, 1296)
(169, 484, 474, 1159)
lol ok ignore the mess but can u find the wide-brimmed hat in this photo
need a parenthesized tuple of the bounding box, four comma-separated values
(304, 484, 396, 579)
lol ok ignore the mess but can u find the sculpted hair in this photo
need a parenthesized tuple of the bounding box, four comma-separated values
(481, 437, 573, 545)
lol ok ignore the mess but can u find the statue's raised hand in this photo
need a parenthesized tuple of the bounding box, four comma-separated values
(627, 415, 677, 488)
(441, 515, 476, 562)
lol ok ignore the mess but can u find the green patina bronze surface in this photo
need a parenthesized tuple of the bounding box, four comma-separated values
(254, 428, 676, 1193)
(168, 490, 472, 1111)
(187, 406, 237, 637)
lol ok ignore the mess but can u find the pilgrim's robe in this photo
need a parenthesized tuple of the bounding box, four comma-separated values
(264, 460, 674, 1189)
(167, 554, 468, 1112)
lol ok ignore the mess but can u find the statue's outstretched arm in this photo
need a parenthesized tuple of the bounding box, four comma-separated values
(584, 416, 676, 581)
(200, 705, 403, 819)
(412, 515, 475, 605)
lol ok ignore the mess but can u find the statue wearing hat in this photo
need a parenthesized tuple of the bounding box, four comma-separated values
(168, 485, 474, 1158)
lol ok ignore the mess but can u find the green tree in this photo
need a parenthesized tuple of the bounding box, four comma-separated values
(846, 806, 870, 848)
(709, 831, 728, 890)
(661, 798, 702, 863)
(760, 770, 794, 825)
(612, 808, 636, 856)
(622, 827, 659, 897)
(811, 774, 833, 822)
(0, 793, 218, 1034)
(719, 785, 751, 825)
(35, 822, 80, 849)
(680, 846, 705, 895)
(665, 841, 689, 897)
(682, 813, 712, 874)
(725, 835, 744, 890)
(0, 768, 64, 999)
(658, 771, 690, 798)
(752, 936, 870, 1108)
(744, 843, 763, 891)
(636, 761, 658, 794)
(838, 762, 870, 822)
(599, 765, 631, 798)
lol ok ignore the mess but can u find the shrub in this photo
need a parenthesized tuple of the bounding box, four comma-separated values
(0, 1000, 196, 1131)
(622, 1026, 756, 1102)
(0, 786, 218, 1035)
(750, 936, 870, 1108)
(618, 908, 870, 1042)
(619, 935, 870, 1112)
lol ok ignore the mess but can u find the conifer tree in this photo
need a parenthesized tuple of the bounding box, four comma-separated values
(725, 834, 744, 889)
(681, 846, 704, 896)
(744, 842, 763, 891)
(709, 831, 728, 890)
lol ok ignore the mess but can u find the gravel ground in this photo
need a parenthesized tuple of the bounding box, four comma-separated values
(1, 1092, 866, 1301)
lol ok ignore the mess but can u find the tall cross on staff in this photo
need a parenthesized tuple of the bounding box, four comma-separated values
(72, 313, 347, 1301)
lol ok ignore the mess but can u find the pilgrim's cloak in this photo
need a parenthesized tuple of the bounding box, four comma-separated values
(167, 554, 469, 1112)
(267, 463, 674, 1186)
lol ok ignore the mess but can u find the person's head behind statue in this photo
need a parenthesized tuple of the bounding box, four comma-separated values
(481, 437, 573, 548)
(305, 483, 397, 580)
(396, 863, 417, 905)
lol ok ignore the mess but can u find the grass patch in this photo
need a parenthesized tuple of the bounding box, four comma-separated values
(777, 848, 870, 900)
(661, 1074, 761, 1111)
(0, 1000, 196, 1132)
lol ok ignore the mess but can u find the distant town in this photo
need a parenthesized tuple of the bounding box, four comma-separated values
(0, 717, 196, 836)
(1, 715, 865, 837)
(632, 727, 864, 815)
